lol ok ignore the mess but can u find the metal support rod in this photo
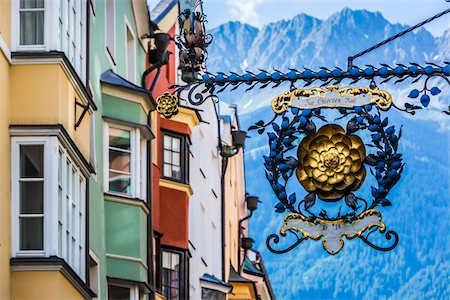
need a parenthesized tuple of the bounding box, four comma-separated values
(347, 8, 450, 70)
(74, 100, 90, 130)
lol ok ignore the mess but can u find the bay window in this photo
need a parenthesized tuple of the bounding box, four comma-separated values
(11, 136, 87, 280)
(105, 123, 146, 199)
(13, 0, 87, 81)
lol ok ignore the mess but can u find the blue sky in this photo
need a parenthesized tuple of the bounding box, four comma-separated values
(200, 0, 449, 36)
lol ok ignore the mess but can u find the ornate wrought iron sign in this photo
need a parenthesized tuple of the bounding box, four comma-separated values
(248, 86, 402, 254)
(157, 8, 450, 256)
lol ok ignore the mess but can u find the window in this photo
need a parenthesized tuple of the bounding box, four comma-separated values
(14, 0, 87, 81)
(126, 24, 136, 83)
(162, 133, 188, 183)
(19, 145, 44, 251)
(162, 251, 181, 300)
(108, 127, 132, 195)
(11, 136, 87, 280)
(105, 123, 146, 199)
(19, 0, 45, 46)
(105, 0, 116, 62)
(108, 284, 140, 300)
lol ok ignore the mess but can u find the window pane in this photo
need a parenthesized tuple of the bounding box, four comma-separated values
(162, 251, 171, 269)
(171, 253, 180, 270)
(163, 150, 172, 164)
(108, 285, 130, 300)
(20, 0, 44, 9)
(109, 171, 131, 194)
(109, 150, 131, 173)
(20, 145, 43, 178)
(20, 11, 44, 45)
(109, 128, 130, 150)
(164, 135, 172, 150)
(172, 166, 181, 180)
(20, 217, 43, 250)
(172, 138, 180, 152)
(20, 181, 43, 214)
(163, 164, 171, 178)
(172, 153, 180, 166)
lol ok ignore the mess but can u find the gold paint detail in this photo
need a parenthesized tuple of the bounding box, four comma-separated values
(156, 92, 179, 119)
(296, 124, 366, 201)
(271, 85, 392, 113)
(281, 209, 385, 255)
(159, 178, 193, 196)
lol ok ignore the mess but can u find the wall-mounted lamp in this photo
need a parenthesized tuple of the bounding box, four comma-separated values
(245, 195, 260, 212)
(141, 21, 172, 92)
(220, 130, 247, 158)
(241, 237, 254, 251)
(147, 32, 171, 64)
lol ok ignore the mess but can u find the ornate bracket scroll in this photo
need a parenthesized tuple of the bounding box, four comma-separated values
(272, 85, 392, 114)
(280, 210, 385, 255)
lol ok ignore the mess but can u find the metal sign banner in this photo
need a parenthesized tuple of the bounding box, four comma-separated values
(272, 85, 392, 114)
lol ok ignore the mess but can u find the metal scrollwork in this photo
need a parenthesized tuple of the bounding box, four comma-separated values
(250, 97, 405, 255)
(359, 229, 399, 252)
(266, 232, 305, 254)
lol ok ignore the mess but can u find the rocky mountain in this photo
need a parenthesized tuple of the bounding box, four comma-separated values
(208, 8, 450, 300)
(208, 21, 259, 73)
(436, 28, 450, 60)
(208, 8, 438, 73)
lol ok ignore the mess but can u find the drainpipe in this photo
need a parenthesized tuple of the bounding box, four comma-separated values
(213, 101, 227, 281)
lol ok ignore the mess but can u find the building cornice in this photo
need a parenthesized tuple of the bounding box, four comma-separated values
(104, 192, 150, 215)
(170, 106, 201, 131)
(159, 178, 193, 196)
(10, 257, 96, 299)
(9, 124, 94, 176)
(105, 253, 148, 270)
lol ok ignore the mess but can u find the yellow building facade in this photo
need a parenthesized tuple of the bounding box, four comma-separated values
(1, 1, 94, 298)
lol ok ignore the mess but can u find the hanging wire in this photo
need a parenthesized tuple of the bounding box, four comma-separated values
(347, 8, 450, 70)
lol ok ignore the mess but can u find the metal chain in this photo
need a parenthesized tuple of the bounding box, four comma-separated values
(347, 8, 450, 70)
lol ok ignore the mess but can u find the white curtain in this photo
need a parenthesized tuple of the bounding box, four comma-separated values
(20, 0, 44, 46)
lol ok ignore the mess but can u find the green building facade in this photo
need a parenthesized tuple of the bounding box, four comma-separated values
(88, 1, 154, 298)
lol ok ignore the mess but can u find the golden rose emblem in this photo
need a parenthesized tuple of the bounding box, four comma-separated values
(156, 92, 179, 119)
(296, 124, 366, 201)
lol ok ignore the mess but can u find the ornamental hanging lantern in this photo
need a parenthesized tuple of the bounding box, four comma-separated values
(175, 0, 213, 83)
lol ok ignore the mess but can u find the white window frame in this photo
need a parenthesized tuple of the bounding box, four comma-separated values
(11, 136, 51, 257)
(105, 0, 116, 67)
(11, 0, 87, 82)
(11, 135, 86, 280)
(104, 122, 146, 200)
(89, 249, 101, 300)
(125, 18, 136, 84)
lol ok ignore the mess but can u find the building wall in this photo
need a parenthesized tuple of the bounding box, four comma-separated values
(221, 111, 248, 281)
(89, 0, 150, 298)
(188, 96, 224, 299)
(0, 15, 11, 299)
(11, 271, 85, 299)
